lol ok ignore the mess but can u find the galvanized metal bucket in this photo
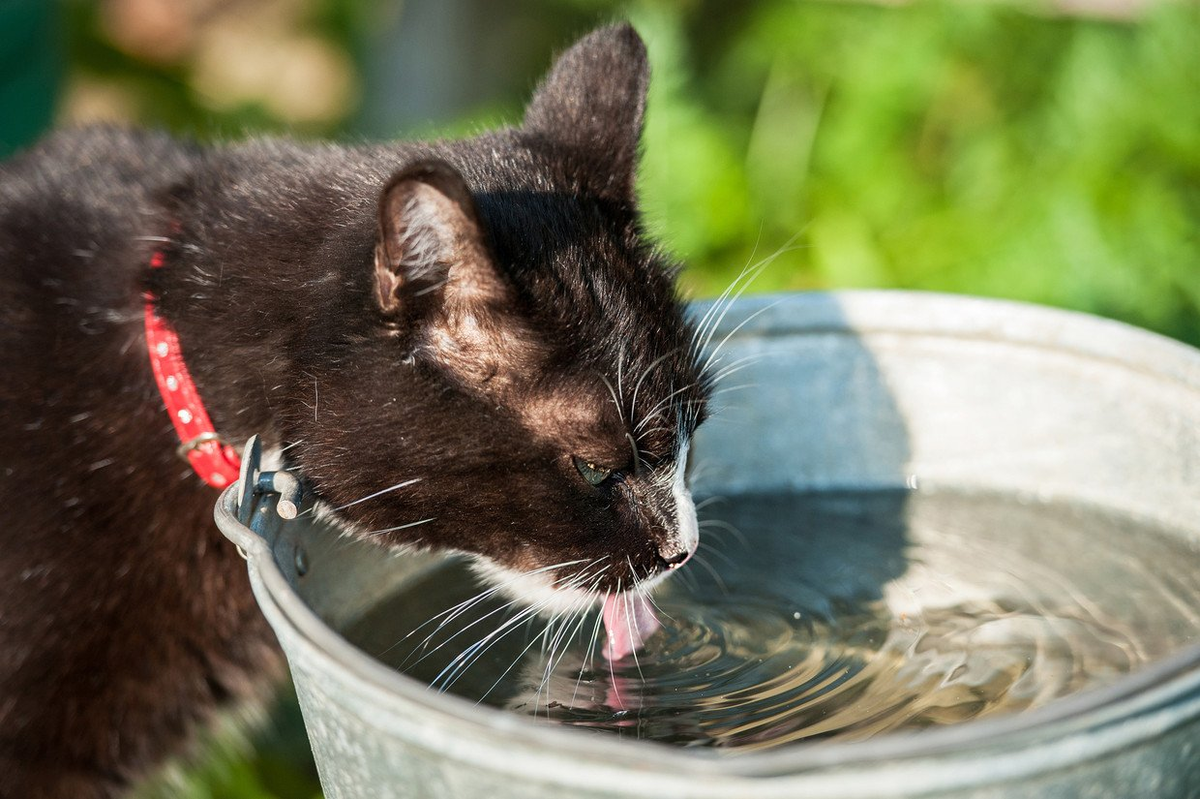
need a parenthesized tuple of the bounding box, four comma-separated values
(216, 291, 1200, 798)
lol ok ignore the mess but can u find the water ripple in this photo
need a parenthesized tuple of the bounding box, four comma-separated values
(348, 490, 1200, 752)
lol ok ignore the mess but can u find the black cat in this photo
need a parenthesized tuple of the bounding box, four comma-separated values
(0, 24, 708, 798)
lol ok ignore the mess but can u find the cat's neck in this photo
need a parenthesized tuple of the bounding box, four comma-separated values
(145, 143, 386, 455)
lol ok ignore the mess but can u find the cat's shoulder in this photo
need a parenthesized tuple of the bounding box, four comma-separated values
(0, 124, 199, 209)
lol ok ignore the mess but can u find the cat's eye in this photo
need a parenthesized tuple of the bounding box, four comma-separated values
(572, 456, 613, 487)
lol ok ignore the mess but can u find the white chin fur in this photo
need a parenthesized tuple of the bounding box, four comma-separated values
(468, 558, 607, 616)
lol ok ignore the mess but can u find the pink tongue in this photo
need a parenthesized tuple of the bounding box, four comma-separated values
(602, 593, 660, 661)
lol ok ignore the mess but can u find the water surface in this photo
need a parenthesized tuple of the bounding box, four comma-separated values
(345, 490, 1200, 752)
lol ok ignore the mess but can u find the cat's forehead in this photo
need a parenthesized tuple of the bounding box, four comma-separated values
(475, 195, 680, 341)
(528, 322, 706, 458)
(441, 139, 707, 455)
(518, 367, 690, 467)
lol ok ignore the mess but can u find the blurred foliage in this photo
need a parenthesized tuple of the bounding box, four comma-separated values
(0, 1, 61, 157)
(622, 0, 1200, 347)
(133, 684, 322, 799)
(60, 0, 368, 137)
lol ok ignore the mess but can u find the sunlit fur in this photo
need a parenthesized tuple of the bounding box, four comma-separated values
(0, 24, 709, 797)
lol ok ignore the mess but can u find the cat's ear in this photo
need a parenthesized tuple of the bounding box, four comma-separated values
(375, 161, 540, 384)
(523, 23, 648, 199)
(374, 160, 505, 322)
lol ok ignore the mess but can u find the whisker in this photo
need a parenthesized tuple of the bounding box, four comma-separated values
(572, 595, 606, 707)
(435, 607, 541, 691)
(698, 540, 737, 569)
(706, 352, 767, 385)
(547, 563, 614, 705)
(701, 300, 781, 378)
(599, 373, 626, 426)
(407, 593, 531, 669)
(695, 233, 803, 365)
(408, 558, 588, 635)
(402, 558, 592, 665)
(625, 432, 641, 478)
(434, 600, 551, 691)
(675, 566, 699, 593)
(616, 342, 627, 407)
(630, 350, 677, 422)
(691, 552, 730, 596)
(633, 425, 673, 440)
(537, 596, 594, 715)
(330, 477, 422, 512)
(707, 383, 759, 400)
(391, 586, 505, 661)
(690, 263, 755, 363)
(641, 586, 677, 624)
(698, 519, 749, 549)
(533, 608, 573, 714)
(690, 244, 764, 359)
(710, 358, 764, 386)
(364, 517, 436, 537)
(477, 615, 564, 705)
(633, 383, 697, 434)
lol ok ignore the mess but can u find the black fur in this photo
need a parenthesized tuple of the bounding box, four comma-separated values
(0, 24, 708, 798)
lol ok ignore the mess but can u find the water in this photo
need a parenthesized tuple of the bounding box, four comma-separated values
(344, 490, 1200, 752)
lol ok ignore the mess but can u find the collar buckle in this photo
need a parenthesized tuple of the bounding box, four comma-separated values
(176, 431, 225, 462)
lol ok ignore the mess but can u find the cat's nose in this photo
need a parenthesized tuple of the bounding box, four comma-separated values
(659, 545, 692, 570)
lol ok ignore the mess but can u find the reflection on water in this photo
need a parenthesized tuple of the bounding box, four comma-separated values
(344, 490, 1200, 752)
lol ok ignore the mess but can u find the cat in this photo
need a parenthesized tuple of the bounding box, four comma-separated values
(0, 22, 710, 799)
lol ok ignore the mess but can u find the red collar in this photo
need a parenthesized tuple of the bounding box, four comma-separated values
(144, 248, 241, 488)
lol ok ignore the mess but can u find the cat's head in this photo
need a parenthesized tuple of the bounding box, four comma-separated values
(298, 24, 710, 607)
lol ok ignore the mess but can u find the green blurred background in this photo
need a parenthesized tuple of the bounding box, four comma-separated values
(3, 0, 1197, 795)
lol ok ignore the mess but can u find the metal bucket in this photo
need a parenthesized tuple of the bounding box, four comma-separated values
(216, 291, 1200, 798)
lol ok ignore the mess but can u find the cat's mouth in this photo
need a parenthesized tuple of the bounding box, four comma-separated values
(602, 591, 659, 661)
(468, 554, 676, 661)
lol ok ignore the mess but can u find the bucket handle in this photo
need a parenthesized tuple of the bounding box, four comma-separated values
(215, 434, 306, 557)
